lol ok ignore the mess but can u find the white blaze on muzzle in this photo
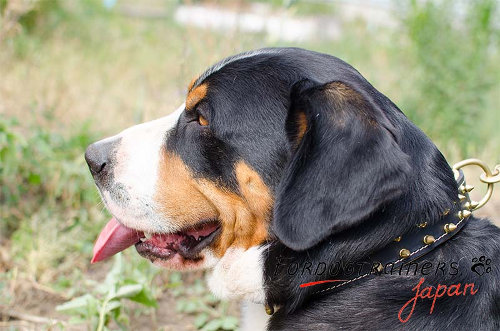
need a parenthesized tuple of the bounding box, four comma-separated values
(87, 104, 184, 234)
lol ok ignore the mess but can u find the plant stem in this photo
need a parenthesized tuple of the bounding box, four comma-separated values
(96, 297, 110, 331)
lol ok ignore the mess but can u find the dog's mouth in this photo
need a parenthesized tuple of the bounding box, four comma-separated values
(91, 217, 220, 264)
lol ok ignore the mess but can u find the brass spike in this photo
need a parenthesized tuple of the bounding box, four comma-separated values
(399, 249, 410, 259)
(458, 210, 472, 219)
(465, 201, 479, 210)
(265, 305, 274, 315)
(458, 194, 466, 202)
(465, 184, 474, 192)
(423, 235, 436, 245)
(442, 208, 450, 216)
(444, 223, 457, 233)
(417, 222, 428, 228)
(394, 236, 402, 242)
(459, 185, 474, 194)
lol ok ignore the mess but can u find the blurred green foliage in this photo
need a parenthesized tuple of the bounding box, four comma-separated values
(0, 112, 108, 286)
(0, 113, 98, 235)
(173, 275, 239, 331)
(400, 0, 499, 155)
(56, 254, 158, 330)
(248, 0, 337, 15)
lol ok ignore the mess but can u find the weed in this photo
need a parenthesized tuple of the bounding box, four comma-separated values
(56, 253, 158, 330)
(171, 274, 238, 330)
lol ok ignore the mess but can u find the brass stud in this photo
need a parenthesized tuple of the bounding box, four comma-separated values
(417, 222, 428, 228)
(265, 305, 274, 315)
(399, 249, 411, 258)
(375, 263, 384, 273)
(458, 194, 466, 202)
(459, 185, 474, 194)
(442, 208, 450, 216)
(423, 235, 436, 245)
(444, 223, 457, 233)
(458, 210, 472, 219)
(465, 201, 479, 210)
(458, 185, 465, 194)
(394, 236, 402, 242)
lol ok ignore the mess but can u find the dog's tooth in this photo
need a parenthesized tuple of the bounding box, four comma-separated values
(144, 232, 153, 240)
(140, 237, 146, 242)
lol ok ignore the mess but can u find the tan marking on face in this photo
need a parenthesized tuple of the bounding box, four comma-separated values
(186, 83, 208, 111)
(296, 111, 308, 146)
(154, 152, 272, 258)
(235, 161, 273, 220)
(197, 162, 272, 256)
(188, 77, 198, 92)
(155, 150, 218, 226)
(198, 114, 209, 126)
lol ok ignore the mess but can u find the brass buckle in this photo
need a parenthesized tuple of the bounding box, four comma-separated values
(452, 159, 500, 210)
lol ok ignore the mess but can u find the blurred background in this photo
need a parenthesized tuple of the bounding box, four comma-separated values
(1, 0, 499, 330)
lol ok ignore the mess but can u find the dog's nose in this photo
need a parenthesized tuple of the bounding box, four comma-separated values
(85, 138, 118, 177)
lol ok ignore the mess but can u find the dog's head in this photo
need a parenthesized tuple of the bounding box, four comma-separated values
(85, 48, 416, 277)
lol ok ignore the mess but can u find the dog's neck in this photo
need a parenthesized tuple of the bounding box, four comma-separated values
(264, 134, 463, 313)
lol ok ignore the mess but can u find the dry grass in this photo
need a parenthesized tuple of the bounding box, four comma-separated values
(2, 2, 498, 161)
(0, 6, 267, 136)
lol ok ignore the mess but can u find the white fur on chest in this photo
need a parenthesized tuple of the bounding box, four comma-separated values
(207, 246, 267, 303)
(240, 301, 270, 331)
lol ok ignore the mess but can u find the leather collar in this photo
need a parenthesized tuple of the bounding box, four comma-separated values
(311, 169, 473, 296)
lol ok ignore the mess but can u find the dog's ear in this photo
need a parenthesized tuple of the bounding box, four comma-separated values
(273, 79, 411, 251)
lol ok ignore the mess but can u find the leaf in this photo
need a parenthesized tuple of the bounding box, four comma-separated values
(56, 294, 95, 312)
(68, 316, 86, 324)
(176, 300, 188, 312)
(28, 173, 41, 184)
(97, 253, 124, 293)
(221, 316, 238, 330)
(201, 319, 224, 331)
(183, 300, 200, 314)
(129, 288, 158, 308)
(113, 284, 143, 299)
(194, 313, 209, 329)
(104, 299, 122, 313)
(192, 280, 206, 295)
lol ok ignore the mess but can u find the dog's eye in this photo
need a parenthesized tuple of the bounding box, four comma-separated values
(198, 114, 209, 126)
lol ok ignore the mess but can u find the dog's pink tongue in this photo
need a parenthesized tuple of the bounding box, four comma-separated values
(91, 217, 144, 263)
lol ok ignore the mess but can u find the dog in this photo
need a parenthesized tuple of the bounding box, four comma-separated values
(85, 47, 500, 330)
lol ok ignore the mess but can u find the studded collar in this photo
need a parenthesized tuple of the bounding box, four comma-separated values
(266, 161, 500, 315)
(308, 169, 472, 297)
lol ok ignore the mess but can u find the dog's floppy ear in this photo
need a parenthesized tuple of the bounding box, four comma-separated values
(273, 79, 411, 251)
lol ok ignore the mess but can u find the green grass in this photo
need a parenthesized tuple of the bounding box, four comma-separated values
(397, 0, 500, 157)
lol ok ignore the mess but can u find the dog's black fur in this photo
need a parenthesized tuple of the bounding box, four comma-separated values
(178, 48, 500, 330)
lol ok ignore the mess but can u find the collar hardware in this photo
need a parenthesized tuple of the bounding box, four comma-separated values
(310, 159, 499, 296)
(444, 223, 457, 233)
(453, 159, 500, 210)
